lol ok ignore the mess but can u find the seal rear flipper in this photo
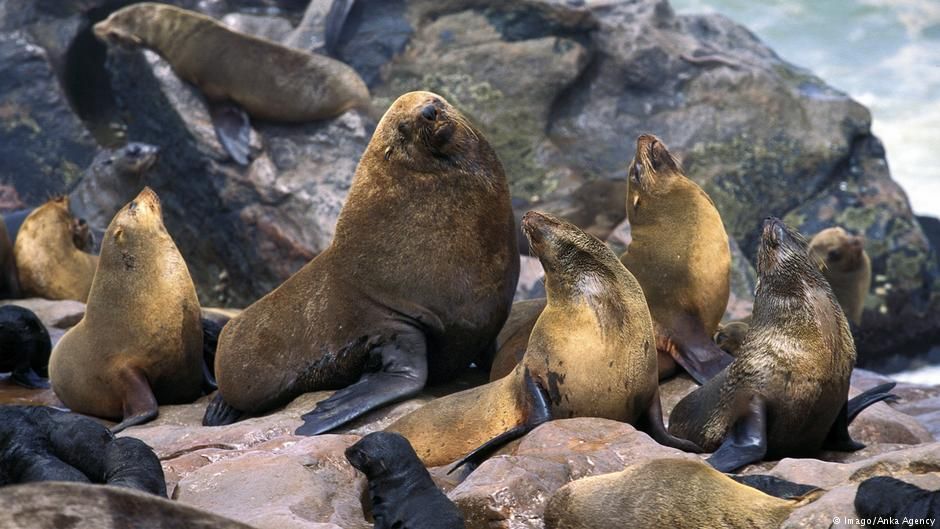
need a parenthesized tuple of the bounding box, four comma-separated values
(729, 474, 820, 499)
(638, 386, 702, 453)
(110, 368, 159, 434)
(11, 366, 50, 389)
(202, 393, 244, 426)
(295, 338, 429, 436)
(706, 394, 767, 473)
(448, 368, 551, 475)
(209, 101, 252, 166)
(822, 382, 897, 452)
(667, 323, 733, 385)
(200, 317, 222, 393)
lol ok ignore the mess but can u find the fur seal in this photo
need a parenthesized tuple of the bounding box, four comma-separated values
(668, 218, 896, 472)
(809, 227, 871, 327)
(386, 211, 699, 468)
(487, 297, 545, 381)
(13, 197, 98, 302)
(94, 3, 371, 165)
(621, 134, 732, 384)
(0, 405, 165, 496)
(204, 91, 519, 434)
(0, 305, 52, 388)
(0, 482, 254, 529)
(543, 458, 822, 529)
(346, 432, 466, 529)
(855, 476, 939, 526)
(49, 188, 204, 432)
(714, 320, 750, 357)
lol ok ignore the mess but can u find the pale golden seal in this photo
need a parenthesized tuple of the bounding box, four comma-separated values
(809, 226, 871, 326)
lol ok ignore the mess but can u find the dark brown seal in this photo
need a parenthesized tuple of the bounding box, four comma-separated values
(668, 218, 895, 472)
(808, 226, 871, 326)
(621, 134, 732, 384)
(204, 91, 519, 434)
(386, 211, 698, 468)
(49, 188, 204, 432)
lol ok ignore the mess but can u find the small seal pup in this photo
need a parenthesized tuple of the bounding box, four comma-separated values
(621, 134, 732, 383)
(0, 305, 52, 388)
(204, 92, 519, 434)
(809, 226, 871, 327)
(13, 197, 99, 302)
(0, 482, 255, 529)
(346, 432, 466, 529)
(668, 218, 896, 472)
(0, 405, 165, 496)
(543, 458, 822, 529)
(855, 476, 939, 527)
(49, 188, 204, 432)
(386, 211, 699, 468)
(94, 3, 371, 165)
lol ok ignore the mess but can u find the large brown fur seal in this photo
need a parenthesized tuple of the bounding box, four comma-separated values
(809, 226, 871, 327)
(386, 211, 698, 468)
(668, 218, 895, 472)
(13, 197, 98, 302)
(204, 91, 519, 434)
(49, 188, 203, 432)
(94, 3, 370, 165)
(621, 134, 732, 383)
(0, 482, 255, 529)
(543, 459, 822, 529)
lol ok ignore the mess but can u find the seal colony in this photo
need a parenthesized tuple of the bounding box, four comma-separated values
(93, 3, 370, 165)
(205, 91, 519, 434)
(386, 211, 699, 468)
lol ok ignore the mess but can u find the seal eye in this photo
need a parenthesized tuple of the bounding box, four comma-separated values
(828, 249, 842, 262)
(421, 104, 437, 122)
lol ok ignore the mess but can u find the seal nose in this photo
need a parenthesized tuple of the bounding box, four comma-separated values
(421, 104, 437, 122)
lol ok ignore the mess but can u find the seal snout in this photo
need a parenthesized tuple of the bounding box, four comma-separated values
(420, 104, 438, 122)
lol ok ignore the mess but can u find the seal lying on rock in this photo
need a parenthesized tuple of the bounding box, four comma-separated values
(205, 92, 519, 434)
(0, 482, 254, 529)
(809, 226, 871, 327)
(94, 3, 371, 165)
(346, 432, 466, 529)
(0, 405, 165, 496)
(543, 459, 822, 529)
(0, 305, 52, 389)
(50, 188, 204, 432)
(12, 197, 98, 302)
(855, 476, 939, 527)
(386, 212, 699, 468)
(668, 217, 896, 472)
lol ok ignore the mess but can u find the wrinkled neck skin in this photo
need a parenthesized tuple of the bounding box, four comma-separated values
(123, 7, 218, 63)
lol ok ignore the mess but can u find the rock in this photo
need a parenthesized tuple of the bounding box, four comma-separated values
(221, 13, 294, 41)
(514, 256, 546, 301)
(1, 298, 85, 329)
(0, 31, 96, 209)
(916, 215, 940, 257)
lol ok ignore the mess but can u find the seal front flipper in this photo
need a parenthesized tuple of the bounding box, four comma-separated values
(729, 475, 819, 499)
(666, 320, 733, 385)
(637, 387, 702, 453)
(11, 366, 50, 389)
(707, 394, 767, 472)
(823, 382, 897, 452)
(202, 393, 244, 426)
(103, 437, 167, 497)
(448, 369, 551, 475)
(110, 367, 159, 434)
(295, 337, 429, 436)
(209, 101, 252, 166)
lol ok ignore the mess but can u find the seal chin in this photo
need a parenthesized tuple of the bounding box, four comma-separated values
(93, 24, 142, 49)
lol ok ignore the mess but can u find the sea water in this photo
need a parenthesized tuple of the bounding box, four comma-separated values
(671, 0, 940, 217)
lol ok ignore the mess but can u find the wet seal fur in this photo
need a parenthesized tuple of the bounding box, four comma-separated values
(346, 432, 466, 529)
(386, 211, 699, 469)
(0, 305, 52, 389)
(809, 226, 871, 327)
(543, 458, 822, 529)
(50, 188, 203, 433)
(668, 218, 896, 472)
(621, 134, 732, 384)
(0, 481, 254, 529)
(94, 3, 370, 165)
(13, 197, 99, 302)
(204, 92, 519, 434)
(0, 405, 165, 495)
(855, 476, 939, 527)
